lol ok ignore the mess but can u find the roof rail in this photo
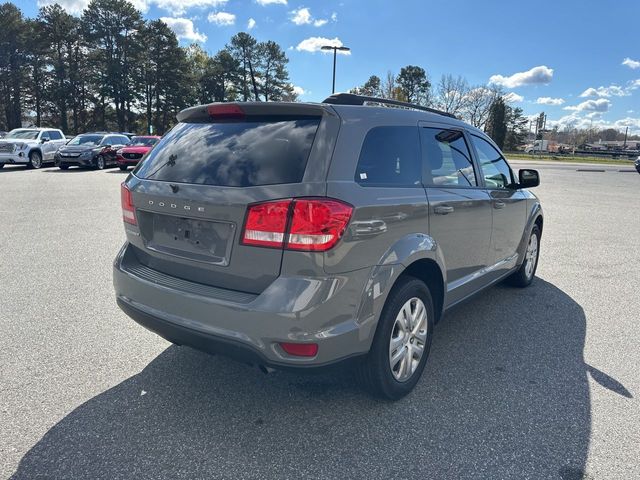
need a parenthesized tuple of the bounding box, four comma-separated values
(322, 93, 456, 118)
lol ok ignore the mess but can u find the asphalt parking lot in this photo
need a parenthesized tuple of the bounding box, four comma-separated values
(1, 162, 638, 479)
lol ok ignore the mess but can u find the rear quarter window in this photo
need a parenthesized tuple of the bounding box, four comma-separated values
(355, 126, 422, 187)
(134, 117, 320, 187)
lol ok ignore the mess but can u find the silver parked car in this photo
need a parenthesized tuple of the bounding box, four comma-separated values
(0, 128, 67, 169)
(113, 94, 543, 399)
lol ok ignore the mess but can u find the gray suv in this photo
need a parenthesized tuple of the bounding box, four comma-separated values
(113, 94, 542, 399)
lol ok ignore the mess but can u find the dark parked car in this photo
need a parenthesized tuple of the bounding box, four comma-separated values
(116, 135, 161, 171)
(113, 94, 543, 399)
(635, 156, 640, 174)
(55, 133, 130, 170)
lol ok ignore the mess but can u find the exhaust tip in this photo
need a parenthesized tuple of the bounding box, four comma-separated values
(258, 365, 275, 375)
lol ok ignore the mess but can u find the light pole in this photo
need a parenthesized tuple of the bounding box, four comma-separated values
(321, 45, 350, 94)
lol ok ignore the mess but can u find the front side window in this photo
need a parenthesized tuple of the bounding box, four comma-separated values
(421, 128, 476, 187)
(40, 131, 50, 141)
(471, 134, 514, 189)
(355, 126, 421, 187)
(48, 131, 62, 140)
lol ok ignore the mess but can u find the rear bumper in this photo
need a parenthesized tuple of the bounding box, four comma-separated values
(113, 243, 377, 368)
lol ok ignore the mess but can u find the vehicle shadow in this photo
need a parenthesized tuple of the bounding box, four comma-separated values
(11, 278, 621, 479)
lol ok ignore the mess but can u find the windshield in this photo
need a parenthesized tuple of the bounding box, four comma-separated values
(130, 137, 159, 147)
(134, 117, 320, 187)
(67, 135, 104, 146)
(6, 130, 39, 140)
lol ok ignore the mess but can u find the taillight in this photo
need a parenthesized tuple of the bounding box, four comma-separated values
(287, 199, 353, 251)
(120, 183, 136, 225)
(241, 198, 353, 252)
(207, 104, 245, 119)
(242, 200, 291, 248)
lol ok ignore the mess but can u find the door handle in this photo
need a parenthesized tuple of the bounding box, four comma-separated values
(494, 201, 506, 209)
(434, 205, 454, 215)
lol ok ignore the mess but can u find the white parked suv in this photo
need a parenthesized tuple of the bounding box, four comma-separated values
(0, 128, 67, 169)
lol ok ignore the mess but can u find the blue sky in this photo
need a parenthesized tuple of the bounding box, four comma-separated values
(16, 0, 640, 133)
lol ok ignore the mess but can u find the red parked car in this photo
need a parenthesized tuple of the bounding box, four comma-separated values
(116, 135, 161, 171)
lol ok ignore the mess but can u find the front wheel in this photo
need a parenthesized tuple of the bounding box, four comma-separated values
(58, 164, 69, 170)
(95, 155, 105, 170)
(119, 165, 128, 171)
(506, 225, 541, 288)
(0, 163, 4, 169)
(28, 151, 43, 169)
(356, 276, 434, 400)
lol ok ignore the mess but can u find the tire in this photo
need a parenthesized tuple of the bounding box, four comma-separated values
(28, 151, 43, 169)
(0, 163, 4, 169)
(506, 225, 541, 288)
(119, 165, 128, 171)
(356, 276, 435, 400)
(95, 155, 105, 170)
(59, 164, 69, 170)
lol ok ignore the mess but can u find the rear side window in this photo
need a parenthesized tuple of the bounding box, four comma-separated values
(135, 117, 320, 187)
(421, 128, 477, 187)
(49, 131, 63, 140)
(355, 126, 421, 187)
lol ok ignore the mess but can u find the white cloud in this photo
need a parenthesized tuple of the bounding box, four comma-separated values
(160, 17, 207, 42)
(290, 7, 328, 27)
(153, 0, 226, 15)
(296, 37, 350, 54)
(256, 0, 286, 5)
(290, 7, 312, 24)
(549, 114, 640, 136)
(208, 11, 236, 25)
(503, 92, 523, 103)
(563, 98, 611, 113)
(331, 12, 337, 21)
(628, 79, 640, 90)
(489, 65, 553, 88)
(579, 85, 628, 98)
(536, 97, 565, 105)
(622, 57, 640, 69)
(247, 18, 256, 29)
(292, 86, 305, 96)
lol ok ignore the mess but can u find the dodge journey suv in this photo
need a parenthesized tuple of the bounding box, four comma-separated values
(113, 93, 543, 399)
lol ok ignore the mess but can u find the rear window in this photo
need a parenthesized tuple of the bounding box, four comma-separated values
(134, 117, 320, 187)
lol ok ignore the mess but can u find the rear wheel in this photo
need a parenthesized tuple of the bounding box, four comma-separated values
(506, 225, 540, 287)
(357, 276, 434, 400)
(28, 151, 43, 169)
(0, 163, 4, 169)
(119, 165, 128, 171)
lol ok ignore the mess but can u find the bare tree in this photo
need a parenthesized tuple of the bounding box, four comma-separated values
(435, 74, 469, 116)
(462, 84, 502, 129)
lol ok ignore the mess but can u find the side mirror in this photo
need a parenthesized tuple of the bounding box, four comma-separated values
(518, 169, 540, 188)
(41, 138, 49, 143)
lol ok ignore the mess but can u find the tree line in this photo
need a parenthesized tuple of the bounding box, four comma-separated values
(349, 68, 528, 150)
(0, 0, 295, 135)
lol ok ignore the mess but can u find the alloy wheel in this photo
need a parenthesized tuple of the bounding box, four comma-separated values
(388, 297, 429, 382)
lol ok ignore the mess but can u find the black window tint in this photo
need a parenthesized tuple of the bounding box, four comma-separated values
(355, 126, 421, 187)
(421, 128, 476, 187)
(135, 118, 320, 187)
(471, 134, 514, 189)
(48, 131, 62, 140)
